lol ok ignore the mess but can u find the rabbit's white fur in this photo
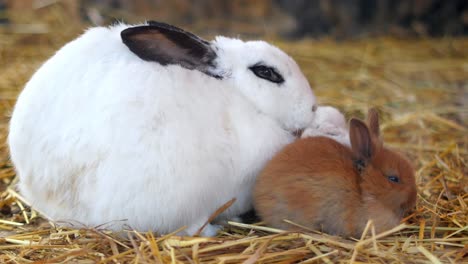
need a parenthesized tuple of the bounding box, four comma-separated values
(8, 23, 317, 236)
(301, 106, 350, 147)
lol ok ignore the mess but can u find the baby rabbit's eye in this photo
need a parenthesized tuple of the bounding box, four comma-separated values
(387, 175, 400, 183)
(249, 65, 284, 84)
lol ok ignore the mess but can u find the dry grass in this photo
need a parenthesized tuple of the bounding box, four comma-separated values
(0, 7, 467, 264)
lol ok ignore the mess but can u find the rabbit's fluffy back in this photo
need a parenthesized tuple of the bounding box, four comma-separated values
(254, 137, 365, 234)
(8, 23, 316, 234)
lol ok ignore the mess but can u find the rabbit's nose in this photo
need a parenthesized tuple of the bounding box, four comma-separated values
(292, 128, 305, 138)
(312, 105, 318, 112)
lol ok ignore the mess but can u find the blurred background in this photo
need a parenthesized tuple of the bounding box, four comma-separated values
(0, 0, 467, 39)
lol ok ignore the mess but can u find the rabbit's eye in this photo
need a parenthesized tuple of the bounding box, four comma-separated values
(249, 65, 284, 84)
(387, 175, 400, 183)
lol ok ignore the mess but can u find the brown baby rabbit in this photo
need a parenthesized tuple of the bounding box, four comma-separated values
(253, 108, 417, 237)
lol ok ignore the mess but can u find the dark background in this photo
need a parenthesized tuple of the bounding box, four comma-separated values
(1, 0, 467, 39)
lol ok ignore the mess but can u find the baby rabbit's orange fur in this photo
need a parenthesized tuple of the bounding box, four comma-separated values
(254, 109, 417, 237)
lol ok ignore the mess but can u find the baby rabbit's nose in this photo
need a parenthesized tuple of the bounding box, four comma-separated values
(312, 105, 318, 112)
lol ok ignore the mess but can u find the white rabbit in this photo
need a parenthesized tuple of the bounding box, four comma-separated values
(301, 106, 350, 147)
(8, 21, 318, 236)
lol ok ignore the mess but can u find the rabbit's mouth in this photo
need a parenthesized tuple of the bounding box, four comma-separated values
(292, 128, 305, 138)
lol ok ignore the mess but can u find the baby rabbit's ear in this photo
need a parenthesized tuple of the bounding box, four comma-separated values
(121, 21, 219, 78)
(349, 118, 373, 163)
(366, 108, 380, 138)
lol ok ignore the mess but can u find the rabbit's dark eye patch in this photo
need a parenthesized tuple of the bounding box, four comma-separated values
(249, 65, 284, 84)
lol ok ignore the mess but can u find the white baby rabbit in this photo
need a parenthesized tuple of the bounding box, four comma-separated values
(8, 21, 318, 236)
(302, 106, 350, 146)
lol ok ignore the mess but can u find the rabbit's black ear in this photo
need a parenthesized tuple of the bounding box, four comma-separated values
(121, 21, 221, 78)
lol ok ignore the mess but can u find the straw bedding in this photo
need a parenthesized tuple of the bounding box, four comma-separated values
(0, 14, 466, 264)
